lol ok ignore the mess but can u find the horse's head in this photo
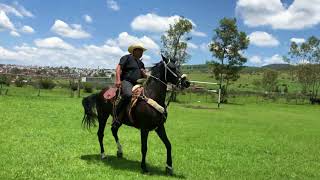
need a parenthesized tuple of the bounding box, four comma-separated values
(160, 55, 190, 89)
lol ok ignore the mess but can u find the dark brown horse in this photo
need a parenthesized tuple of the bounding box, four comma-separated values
(81, 55, 190, 175)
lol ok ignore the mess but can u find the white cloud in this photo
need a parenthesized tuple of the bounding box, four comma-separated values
(34, 37, 74, 50)
(191, 30, 207, 37)
(264, 54, 286, 65)
(131, 13, 181, 32)
(10, 31, 20, 37)
(51, 19, 91, 39)
(0, 42, 127, 68)
(0, 3, 34, 35)
(249, 54, 287, 66)
(249, 31, 280, 47)
(249, 55, 263, 65)
(21, 25, 34, 34)
(290, 38, 305, 44)
(12, 1, 34, 18)
(0, 2, 34, 18)
(131, 13, 206, 39)
(236, 0, 320, 30)
(106, 32, 159, 53)
(83, 14, 92, 23)
(107, 0, 120, 11)
(0, 10, 15, 30)
(187, 42, 198, 49)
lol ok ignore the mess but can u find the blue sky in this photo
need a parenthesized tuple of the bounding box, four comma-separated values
(0, 0, 320, 68)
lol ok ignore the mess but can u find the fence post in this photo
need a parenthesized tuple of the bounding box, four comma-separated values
(218, 88, 221, 108)
(37, 76, 42, 96)
(77, 77, 81, 98)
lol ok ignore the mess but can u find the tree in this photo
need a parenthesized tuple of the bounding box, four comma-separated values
(161, 17, 193, 68)
(261, 69, 278, 92)
(287, 36, 320, 99)
(208, 18, 249, 105)
(0, 74, 10, 95)
(161, 16, 193, 101)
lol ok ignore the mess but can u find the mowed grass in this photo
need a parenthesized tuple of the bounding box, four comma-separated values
(0, 95, 320, 179)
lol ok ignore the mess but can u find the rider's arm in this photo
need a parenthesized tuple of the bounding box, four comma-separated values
(115, 55, 128, 87)
(140, 62, 147, 78)
(115, 64, 122, 88)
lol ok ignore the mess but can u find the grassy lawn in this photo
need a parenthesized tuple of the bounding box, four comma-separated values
(0, 94, 319, 179)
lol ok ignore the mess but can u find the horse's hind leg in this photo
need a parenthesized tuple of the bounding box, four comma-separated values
(97, 113, 108, 159)
(140, 129, 149, 173)
(155, 124, 173, 175)
(111, 123, 123, 158)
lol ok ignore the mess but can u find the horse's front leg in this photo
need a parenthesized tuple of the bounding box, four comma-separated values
(111, 122, 123, 158)
(140, 129, 149, 173)
(155, 124, 173, 175)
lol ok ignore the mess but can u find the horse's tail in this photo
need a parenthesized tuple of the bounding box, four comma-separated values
(82, 93, 98, 129)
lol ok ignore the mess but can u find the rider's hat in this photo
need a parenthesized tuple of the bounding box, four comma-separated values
(128, 43, 147, 54)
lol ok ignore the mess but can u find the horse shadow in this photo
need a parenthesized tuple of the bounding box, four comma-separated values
(80, 154, 186, 179)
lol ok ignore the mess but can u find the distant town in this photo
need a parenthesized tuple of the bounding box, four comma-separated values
(0, 64, 115, 78)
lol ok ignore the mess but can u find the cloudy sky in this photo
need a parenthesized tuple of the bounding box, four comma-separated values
(0, 0, 320, 68)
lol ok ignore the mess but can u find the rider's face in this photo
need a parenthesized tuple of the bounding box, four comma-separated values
(132, 48, 143, 59)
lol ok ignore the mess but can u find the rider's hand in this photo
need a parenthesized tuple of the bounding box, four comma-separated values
(115, 80, 121, 88)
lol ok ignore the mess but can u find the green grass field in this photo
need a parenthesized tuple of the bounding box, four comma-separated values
(186, 71, 302, 93)
(1, 93, 320, 179)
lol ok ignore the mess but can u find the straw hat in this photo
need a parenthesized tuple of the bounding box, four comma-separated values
(128, 43, 147, 54)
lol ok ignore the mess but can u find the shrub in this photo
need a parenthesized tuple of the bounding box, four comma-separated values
(83, 82, 93, 93)
(0, 74, 10, 86)
(69, 81, 78, 91)
(15, 77, 25, 87)
(38, 78, 56, 89)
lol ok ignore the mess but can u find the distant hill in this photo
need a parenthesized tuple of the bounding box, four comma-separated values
(262, 64, 293, 70)
(181, 63, 295, 74)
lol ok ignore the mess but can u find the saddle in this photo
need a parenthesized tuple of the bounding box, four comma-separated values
(102, 84, 165, 127)
(128, 85, 165, 126)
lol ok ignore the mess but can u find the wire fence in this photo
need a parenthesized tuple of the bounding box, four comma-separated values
(0, 73, 314, 105)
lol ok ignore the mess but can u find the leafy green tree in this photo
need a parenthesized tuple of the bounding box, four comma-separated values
(208, 18, 249, 104)
(287, 36, 320, 99)
(161, 16, 193, 68)
(0, 74, 10, 87)
(161, 16, 193, 101)
(262, 69, 278, 92)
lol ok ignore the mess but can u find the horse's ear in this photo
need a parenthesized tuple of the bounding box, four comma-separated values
(161, 54, 168, 63)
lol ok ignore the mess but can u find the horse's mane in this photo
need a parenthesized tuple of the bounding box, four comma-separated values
(150, 61, 163, 76)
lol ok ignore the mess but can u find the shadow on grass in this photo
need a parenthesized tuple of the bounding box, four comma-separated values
(80, 154, 186, 179)
(181, 104, 219, 110)
(225, 102, 244, 106)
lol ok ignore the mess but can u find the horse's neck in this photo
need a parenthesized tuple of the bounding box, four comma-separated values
(144, 72, 167, 106)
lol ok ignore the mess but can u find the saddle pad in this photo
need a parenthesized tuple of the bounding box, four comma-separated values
(103, 87, 118, 100)
(146, 98, 165, 114)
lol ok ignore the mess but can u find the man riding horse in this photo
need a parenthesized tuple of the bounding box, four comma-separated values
(113, 43, 148, 127)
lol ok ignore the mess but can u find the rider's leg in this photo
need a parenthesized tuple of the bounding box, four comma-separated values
(113, 80, 133, 126)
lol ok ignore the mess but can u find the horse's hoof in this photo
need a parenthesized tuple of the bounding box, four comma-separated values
(117, 151, 123, 158)
(100, 153, 106, 160)
(166, 166, 173, 176)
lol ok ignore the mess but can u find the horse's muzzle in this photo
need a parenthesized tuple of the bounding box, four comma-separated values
(182, 80, 190, 88)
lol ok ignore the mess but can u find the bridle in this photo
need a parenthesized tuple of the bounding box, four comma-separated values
(148, 59, 188, 109)
(149, 59, 187, 88)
